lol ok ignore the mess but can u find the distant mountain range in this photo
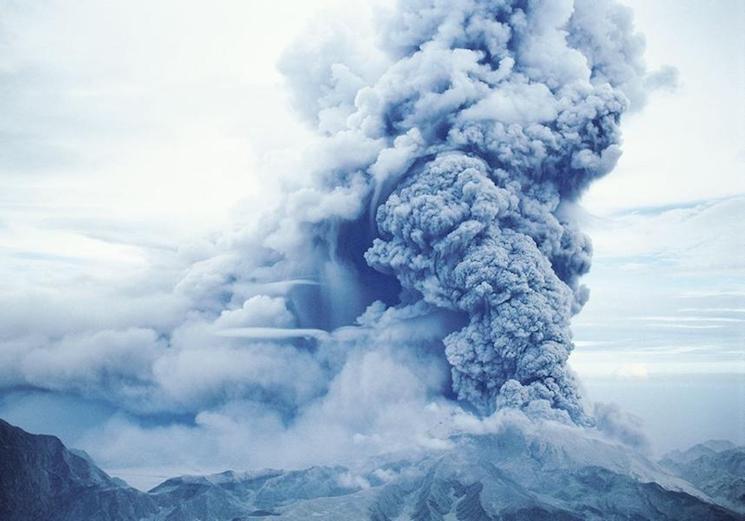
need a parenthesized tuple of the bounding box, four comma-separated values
(660, 440, 745, 514)
(1, 417, 742, 520)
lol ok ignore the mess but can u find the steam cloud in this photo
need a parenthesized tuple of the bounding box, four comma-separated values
(0, 0, 669, 471)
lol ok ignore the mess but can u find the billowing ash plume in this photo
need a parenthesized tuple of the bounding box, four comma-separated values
(264, 0, 659, 423)
(0, 0, 666, 446)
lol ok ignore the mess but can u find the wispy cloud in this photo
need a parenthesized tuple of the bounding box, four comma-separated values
(583, 195, 745, 274)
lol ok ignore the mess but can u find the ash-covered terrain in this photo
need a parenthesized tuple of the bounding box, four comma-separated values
(2, 418, 742, 521)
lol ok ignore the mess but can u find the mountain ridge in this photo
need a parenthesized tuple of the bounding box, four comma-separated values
(1, 417, 742, 520)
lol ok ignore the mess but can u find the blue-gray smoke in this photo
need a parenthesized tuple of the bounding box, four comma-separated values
(264, 0, 659, 423)
(0, 0, 663, 435)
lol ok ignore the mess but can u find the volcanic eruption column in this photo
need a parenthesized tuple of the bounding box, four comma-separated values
(262, 0, 659, 424)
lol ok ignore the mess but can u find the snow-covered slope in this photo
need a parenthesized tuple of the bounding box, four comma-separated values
(241, 424, 742, 521)
(660, 441, 745, 514)
(1, 417, 742, 520)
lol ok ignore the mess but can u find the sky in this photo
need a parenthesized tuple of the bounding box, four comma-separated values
(0, 0, 743, 489)
(571, 0, 744, 451)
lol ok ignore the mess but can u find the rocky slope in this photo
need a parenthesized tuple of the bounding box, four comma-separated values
(0, 418, 156, 521)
